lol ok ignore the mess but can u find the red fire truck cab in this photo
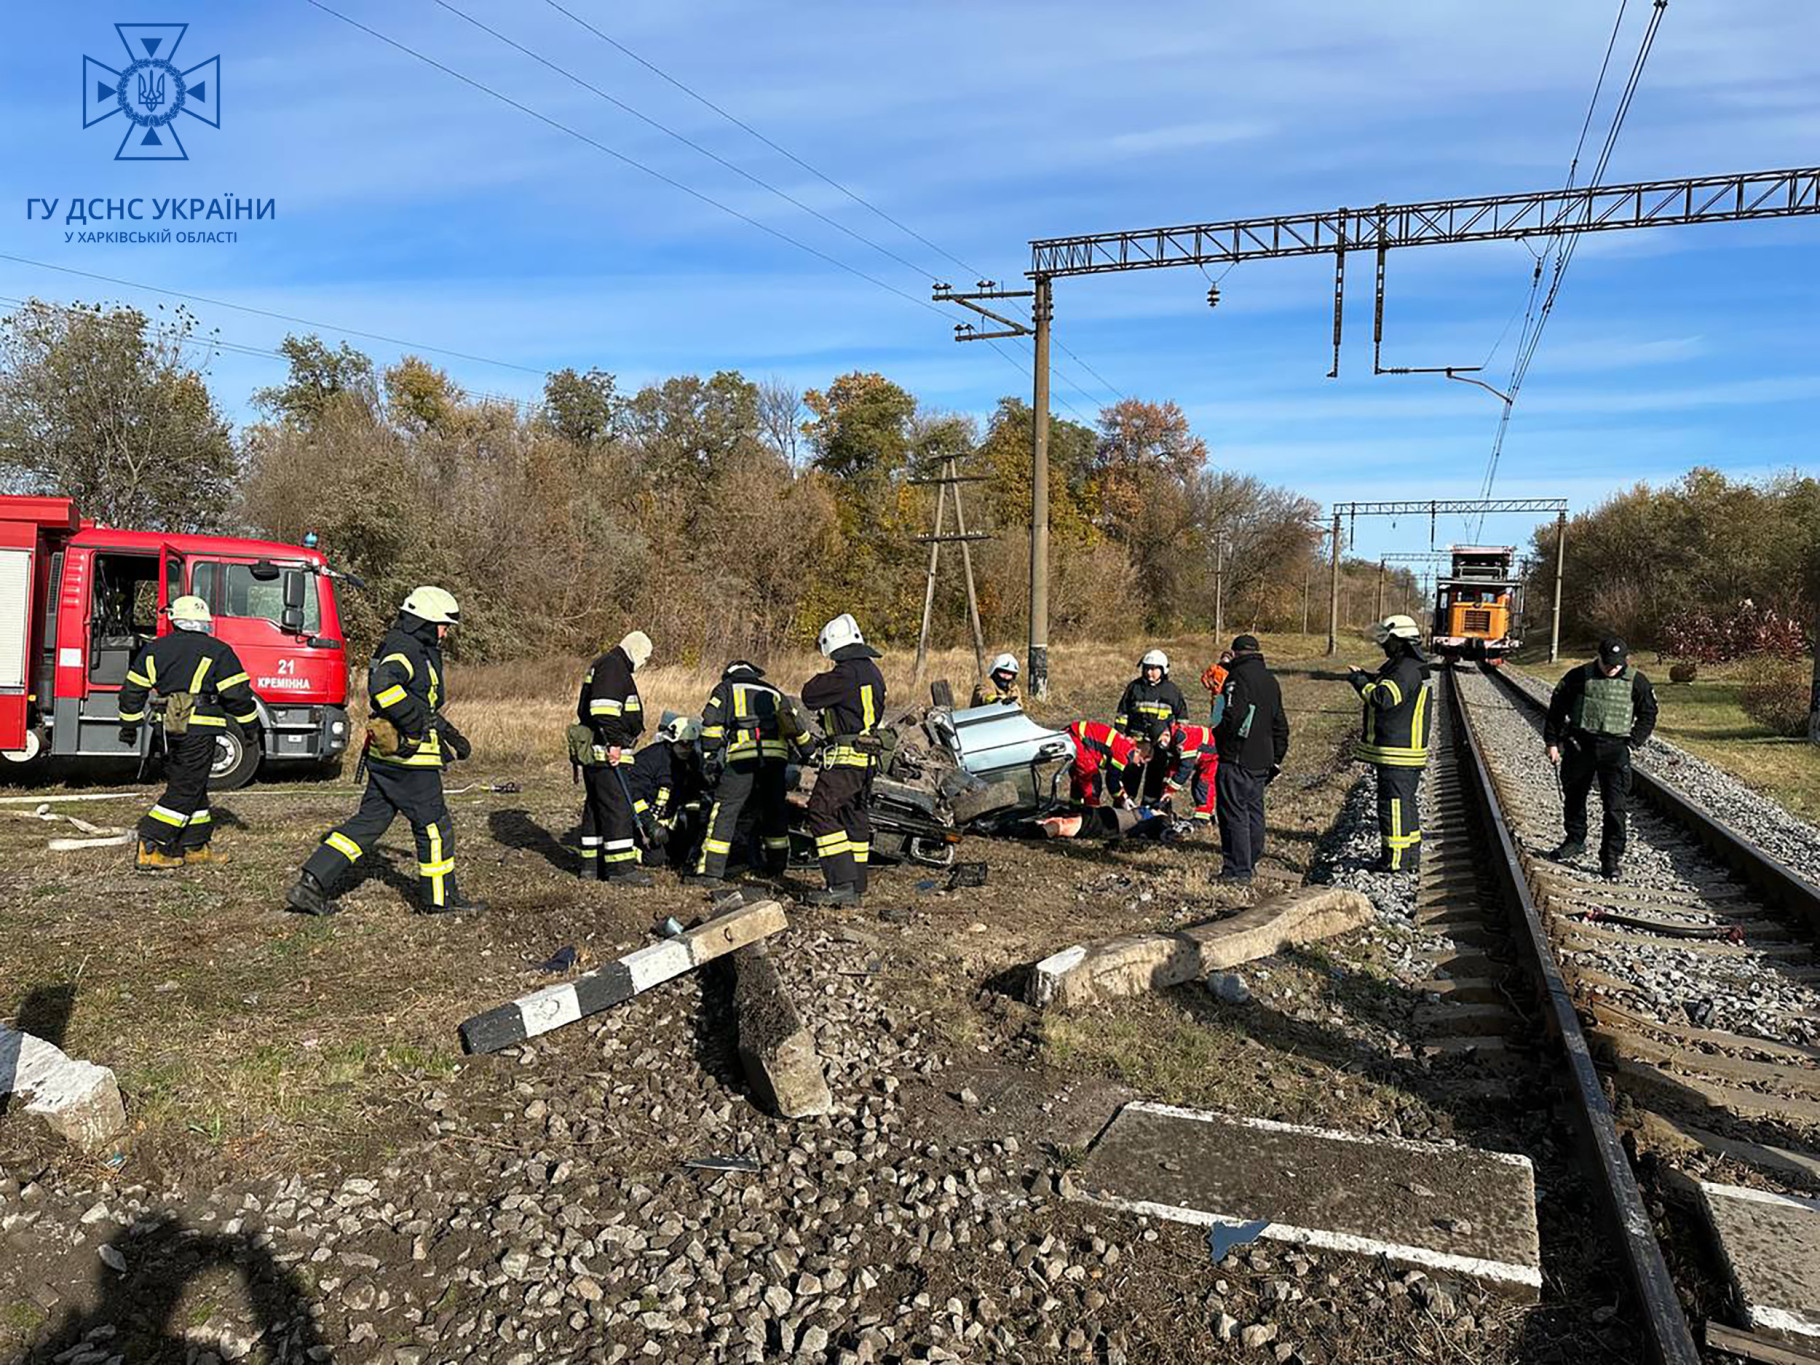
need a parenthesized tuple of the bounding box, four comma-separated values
(0, 495, 351, 788)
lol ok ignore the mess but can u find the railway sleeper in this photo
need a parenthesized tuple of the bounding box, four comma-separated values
(1586, 1025, 1820, 1099)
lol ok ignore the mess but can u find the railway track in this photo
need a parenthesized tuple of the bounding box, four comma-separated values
(1442, 662, 1820, 1363)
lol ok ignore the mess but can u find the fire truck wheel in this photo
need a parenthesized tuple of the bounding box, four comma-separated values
(210, 727, 262, 791)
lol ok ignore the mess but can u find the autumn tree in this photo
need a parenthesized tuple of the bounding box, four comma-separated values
(0, 299, 236, 533)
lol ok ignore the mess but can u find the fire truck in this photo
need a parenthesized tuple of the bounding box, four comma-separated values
(0, 495, 351, 788)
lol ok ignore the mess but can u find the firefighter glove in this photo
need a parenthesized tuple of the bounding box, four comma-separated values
(440, 724, 472, 762)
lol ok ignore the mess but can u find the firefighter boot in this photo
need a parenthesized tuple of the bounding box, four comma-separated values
(1550, 838, 1585, 863)
(136, 840, 185, 872)
(604, 866, 655, 888)
(802, 882, 861, 908)
(284, 870, 339, 917)
(421, 881, 488, 915)
(683, 873, 729, 891)
(183, 846, 218, 865)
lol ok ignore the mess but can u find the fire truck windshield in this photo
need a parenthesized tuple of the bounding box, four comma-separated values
(192, 561, 321, 633)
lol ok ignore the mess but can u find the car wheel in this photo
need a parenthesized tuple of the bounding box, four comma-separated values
(210, 727, 262, 790)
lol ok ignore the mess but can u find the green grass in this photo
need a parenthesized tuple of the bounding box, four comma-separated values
(1515, 656, 1820, 822)
(1, 1301, 46, 1335)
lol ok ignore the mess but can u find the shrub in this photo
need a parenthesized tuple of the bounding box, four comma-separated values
(1668, 661, 1697, 684)
(1738, 655, 1813, 737)
(1660, 601, 1809, 665)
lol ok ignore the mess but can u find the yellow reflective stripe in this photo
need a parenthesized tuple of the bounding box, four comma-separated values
(126, 669, 153, 687)
(1379, 679, 1404, 705)
(851, 844, 870, 863)
(325, 832, 362, 860)
(623, 696, 640, 711)
(375, 685, 408, 708)
(733, 686, 749, 718)
(1411, 686, 1429, 744)
(700, 725, 726, 738)
(427, 660, 440, 709)
(144, 655, 157, 685)
(189, 656, 213, 692)
(656, 786, 670, 807)
(860, 685, 877, 730)
(423, 824, 448, 906)
(380, 652, 414, 679)
(188, 809, 212, 824)
(216, 671, 249, 690)
(589, 699, 624, 715)
(118, 708, 146, 722)
(147, 804, 188, 826)
(188, 715, 227, 727)
(702, 839, 733, 855)
(230, 708, 258, 723)
(632, 799, 650, 814)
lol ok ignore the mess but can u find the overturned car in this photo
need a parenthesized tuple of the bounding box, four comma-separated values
(782, 694, 1075, 868)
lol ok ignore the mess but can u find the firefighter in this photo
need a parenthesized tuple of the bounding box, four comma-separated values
(1544, 636, 1658, 880)
(1066, 719, 1146, 809)
(626, 714, 707, 870)
(1116, 649, 1187, 742)
(1158, 720, 1220, 828)
(1213, 635, 1289, 884)
(575, 631, 655, 887)
(1201, 653, 1233, 725)
(1348, 615, 1433, 873)
(285, 587, 483, 915)
(971, 654, 1022, 708)
(115, 594, 259, 870)
(801, 614, 887, 907)
(688, 661, 806, 889)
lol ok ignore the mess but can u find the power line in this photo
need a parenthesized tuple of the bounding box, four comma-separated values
(0, 250, 547, 376)
(302, 0, 1108, 416)
(1474, 0, 1668, 531)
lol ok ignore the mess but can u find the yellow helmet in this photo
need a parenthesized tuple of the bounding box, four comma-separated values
(167, 594, 211, 625)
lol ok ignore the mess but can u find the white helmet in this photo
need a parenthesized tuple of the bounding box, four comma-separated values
(818, 613, 864, 659)
(657, 712, 701, 744)
(990, 652, 1019, 677)
(402, 585, 460, 626)
(167, 594, 211, 628)
(1140, 648, 1169, 673)
(1371, 614, 1422, 645)
(620, 630, 653, 671)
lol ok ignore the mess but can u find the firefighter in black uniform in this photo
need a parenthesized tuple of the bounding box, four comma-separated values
(116, 594, 259, 870)
(1545, 636, 1659, 880)
(574, 631, 655, 886)
(626, 714, 707, 870)
(1348, 615, 1433, 873)
(1115, 649, 1188, 741)
(801, 614, 887, 907)
(285, 587, 482, 916)
(688, 661, 806, 889)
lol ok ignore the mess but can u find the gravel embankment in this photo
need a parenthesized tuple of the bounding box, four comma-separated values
(1459, 669, 1820, 1047)
(1501, 667, 1820, 886)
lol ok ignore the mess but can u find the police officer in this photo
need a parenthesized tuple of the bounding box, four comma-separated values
(801, 614, 886, 907)
(1116, 649, 1187, 741)
(688, 661, 805, 889)
(1545, 636, 1658, 879)
(285, 587, 483, 915)
(577, 631, 655, 887)
(1213, 635, 1289, 884)
(1348, 615, 1433, 873)
(116, 594, 259, 870)
(626, 714, 707, 870)
(971, 654, 1022, 707)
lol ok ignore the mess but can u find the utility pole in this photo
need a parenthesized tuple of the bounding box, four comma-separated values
(1301, 569, 1311, 636)
(908, 453, 991, 691)
(1326, 510, 1343, 656)
(1374, 557, 1386, 624)
(1549, 509, 1568, 663)
(932, 280, 1050, 696)
(1213, 535, 1229, 642)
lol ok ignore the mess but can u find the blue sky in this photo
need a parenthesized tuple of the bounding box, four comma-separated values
(3, 2, 1817, 562)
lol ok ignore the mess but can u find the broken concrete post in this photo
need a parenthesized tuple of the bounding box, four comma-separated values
(0, 1026, 127, 1153)
(460, 899, 789, 1054)
(731, 944, 832, 1118)
(1028, 885, 1372, 1009)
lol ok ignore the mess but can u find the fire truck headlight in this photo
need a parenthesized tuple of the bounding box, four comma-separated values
(331, 720, 346, 736)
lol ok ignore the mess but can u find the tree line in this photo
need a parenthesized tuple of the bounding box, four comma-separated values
(0, 299, 1392, 664)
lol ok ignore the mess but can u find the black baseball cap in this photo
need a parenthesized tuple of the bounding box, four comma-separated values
(1231, 634, 1260, 653)
(1597, 636, 1627, 666)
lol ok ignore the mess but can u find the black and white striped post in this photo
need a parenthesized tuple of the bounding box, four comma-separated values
(459, 899, 789, 1054)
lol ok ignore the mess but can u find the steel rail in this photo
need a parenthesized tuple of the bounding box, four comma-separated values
(1481, 664, 1820, 939)
(1443, 666, 1700, 1365)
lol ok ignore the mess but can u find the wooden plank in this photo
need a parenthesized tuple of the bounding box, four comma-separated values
(459, 900, 789, 1054)
(1706, 1320, 1820, 1363)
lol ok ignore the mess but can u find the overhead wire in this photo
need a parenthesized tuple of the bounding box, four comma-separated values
(305, 0, 1114, 418)
(1472, 0, 1667, 534)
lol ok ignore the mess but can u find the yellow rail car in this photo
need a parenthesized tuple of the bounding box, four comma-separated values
(1432, 545, 1523, 661)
